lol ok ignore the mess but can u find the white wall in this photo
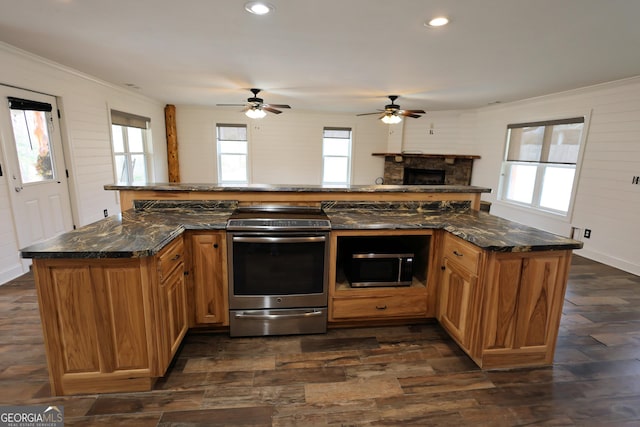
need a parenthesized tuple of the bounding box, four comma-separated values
(0, 43, 167, 284)
(402, 110, 478, 155)
(176, 106, 388, 186)
(470, 77, 640, 276)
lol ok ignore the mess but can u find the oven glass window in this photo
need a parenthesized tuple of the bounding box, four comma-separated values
(232, 239, 326, 295)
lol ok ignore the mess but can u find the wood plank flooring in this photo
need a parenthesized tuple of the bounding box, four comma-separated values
(1, 255, 639, 426)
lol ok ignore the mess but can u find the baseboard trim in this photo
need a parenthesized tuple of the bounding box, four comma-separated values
(0, 264, 29, 286)
(576, 248, 640, 277)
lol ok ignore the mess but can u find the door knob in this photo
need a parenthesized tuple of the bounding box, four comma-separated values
(14, 186, 23, 193)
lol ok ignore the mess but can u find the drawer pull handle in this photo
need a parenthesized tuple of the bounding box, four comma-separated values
(375, 305, 387, 310)
(453, 250, 464, 257)
(171, 254, 181, 261)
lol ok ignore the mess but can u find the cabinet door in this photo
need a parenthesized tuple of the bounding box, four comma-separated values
(438, 258, 478, 349)
(161, 265, 188, 365)
(190, 232, 228, 325)
(484, 255, 563, 349)
(481, 253, 568, 367)
(33, 259, 154, 395)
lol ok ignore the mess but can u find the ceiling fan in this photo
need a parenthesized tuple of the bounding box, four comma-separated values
(217, 88, 291, 118)
(357, 95, 425, 124)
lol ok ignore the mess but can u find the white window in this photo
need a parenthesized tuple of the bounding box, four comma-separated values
(217, 124, 248, 184)
(499, 117, 585, 216)
(322, 127, 352, 185)
(111, 110, 151, 184)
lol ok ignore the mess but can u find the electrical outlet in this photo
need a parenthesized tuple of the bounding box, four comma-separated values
(584, 229, 591, 239)
(103, 209, 109, 218)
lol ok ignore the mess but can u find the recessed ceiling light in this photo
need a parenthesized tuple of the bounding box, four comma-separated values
(425, 16, 449, 28)
(245, 1, 274, 15)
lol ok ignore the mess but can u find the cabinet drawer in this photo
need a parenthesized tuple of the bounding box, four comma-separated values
(443, 234, 481, 273)
(157, 237, 184, 282)
(332, 295, 427, 320)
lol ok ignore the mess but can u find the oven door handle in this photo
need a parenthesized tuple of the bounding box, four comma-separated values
(233, 310, 325, 319)
(232, 236, 326, 244)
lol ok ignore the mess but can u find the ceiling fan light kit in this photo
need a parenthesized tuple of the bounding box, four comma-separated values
(245, 107, 267, 119)
(381, 114, 402, 124)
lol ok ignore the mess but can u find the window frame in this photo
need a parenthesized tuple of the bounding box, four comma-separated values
(322, 127, 352, 186)
(110, 110, 151, 185)
(216, 123, 249, 184)
(498, 116, 587, 218)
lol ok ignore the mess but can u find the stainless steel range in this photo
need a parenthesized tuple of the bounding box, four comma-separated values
(226, 206, 331, 337)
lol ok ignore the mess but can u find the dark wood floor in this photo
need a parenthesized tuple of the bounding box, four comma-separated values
(1, 256, 639, 426)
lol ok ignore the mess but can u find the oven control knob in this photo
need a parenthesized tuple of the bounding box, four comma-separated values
(276, 297, 283, 303)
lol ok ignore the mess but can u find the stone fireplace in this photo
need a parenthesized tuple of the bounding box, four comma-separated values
(373, 153, 480, 186)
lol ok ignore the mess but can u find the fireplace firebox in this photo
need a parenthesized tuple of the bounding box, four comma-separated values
(403, 168, 445, 185)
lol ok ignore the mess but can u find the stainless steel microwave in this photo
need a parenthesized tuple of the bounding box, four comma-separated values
(346, 253, 414, 287)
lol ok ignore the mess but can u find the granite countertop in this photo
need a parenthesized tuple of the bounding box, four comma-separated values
(21, 200, 582, 259)
(20, 201, 236, 259)
(104, 182, 492, 194)
(323, 202, 583, 252)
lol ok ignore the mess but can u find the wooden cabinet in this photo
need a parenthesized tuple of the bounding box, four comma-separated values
(156, 237, 188, 370)
(479, 251, 571, 368)
(329, 230, 434, 322)
(33, 236, 188, 395)
(438, 259, 478, 349)
(187, 231, 228, 326)
(436, 232, 572, 369)
(437, 233, 483, 351)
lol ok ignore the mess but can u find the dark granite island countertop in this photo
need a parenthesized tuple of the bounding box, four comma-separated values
(105, 182, 492, 194)
(323, 202, 583, 252)
(105, 183, 493, 212)
(21, 201, 237, 259)
(21, 199, 582, 259)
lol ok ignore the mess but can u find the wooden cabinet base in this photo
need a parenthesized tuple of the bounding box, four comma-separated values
(56, 371, 156, 395)
(33, 237, 187, 396)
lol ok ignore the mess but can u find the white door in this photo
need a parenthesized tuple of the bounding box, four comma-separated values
(0, 86, 74, 265)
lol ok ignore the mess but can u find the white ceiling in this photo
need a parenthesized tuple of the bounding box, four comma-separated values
(2, 0, 640, 114)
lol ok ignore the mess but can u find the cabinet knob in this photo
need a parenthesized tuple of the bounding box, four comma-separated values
(441, 265, 446, 271)
(213, 243, 219, 249)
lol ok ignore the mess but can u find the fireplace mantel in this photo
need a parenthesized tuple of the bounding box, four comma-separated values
(372, 153, 481, 160)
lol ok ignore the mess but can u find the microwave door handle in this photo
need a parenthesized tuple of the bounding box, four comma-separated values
(398, 257, 412, 282)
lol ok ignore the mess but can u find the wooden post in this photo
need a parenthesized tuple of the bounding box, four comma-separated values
(165, 104, 180, 183)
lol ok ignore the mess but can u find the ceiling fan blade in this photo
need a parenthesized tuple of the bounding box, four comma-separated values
(357, 111, 383, 116)
(265, 104, 291, 109)
(263, 106, 282, 114)
(404, 109, 426, 114)
(217, 103, 247, 107)
(397, 110, 424, 118)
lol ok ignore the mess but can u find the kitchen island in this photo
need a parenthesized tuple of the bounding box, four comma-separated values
(22, 184, 582, 395)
